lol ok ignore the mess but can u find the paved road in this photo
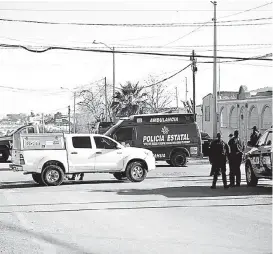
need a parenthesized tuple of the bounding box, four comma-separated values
(0, 162, 272, 254)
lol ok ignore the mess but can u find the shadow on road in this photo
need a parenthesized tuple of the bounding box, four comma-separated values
(113, 185, 272, 198)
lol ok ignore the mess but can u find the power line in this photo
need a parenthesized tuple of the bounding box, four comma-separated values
(0, 43, 271, 61)
(0, 17, 271, 27)
(0, 8, 271, 12)
(218, 2, 273, 19)
(142, 64, 192, 89)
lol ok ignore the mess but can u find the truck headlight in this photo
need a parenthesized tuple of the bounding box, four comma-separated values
(190, 147, 198, 155)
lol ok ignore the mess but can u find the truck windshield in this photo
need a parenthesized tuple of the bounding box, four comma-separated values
(105, 120, 124, 136)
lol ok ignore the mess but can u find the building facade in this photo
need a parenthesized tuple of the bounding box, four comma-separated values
(202, 86, 272, 143)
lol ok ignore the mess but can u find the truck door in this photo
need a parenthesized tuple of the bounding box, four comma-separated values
(251, 131, 269, 172)
(67, 136, 96, 172)
(113, 127, 135, 147)
(93, 136, 124, 171)
(260, 131, 272, 174)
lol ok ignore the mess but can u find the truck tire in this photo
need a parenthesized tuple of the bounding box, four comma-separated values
(126, 161, 147, 182)
(113, 172, 127, 181)
(41, 165, 64, 186)
(171, 152, 187, 167)
(0, 149, 9, 163)
(32, 173, 43, 185)
(245, 162, 258, 187)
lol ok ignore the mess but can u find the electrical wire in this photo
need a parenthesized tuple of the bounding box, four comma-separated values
(218, 2, 273, 20)
(0, 7, 272, 12)
(0, 43, 271, 61)
(142, 64, 192, 89)
(0, 17, 271, 27)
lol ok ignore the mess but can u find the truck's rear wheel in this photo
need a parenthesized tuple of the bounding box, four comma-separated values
(41, 165, 64, 186)
(32, 173, 42, 185)
(171, 152, 187, 167)
(113, 172, 127, 181)
(126, 161, 147, 182)
(0, 149, 9, 163)
(245, 162, 258, 187)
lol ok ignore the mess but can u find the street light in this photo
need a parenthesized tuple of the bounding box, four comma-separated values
(60, 87, 76, 133)
(93, 40, 116, 122)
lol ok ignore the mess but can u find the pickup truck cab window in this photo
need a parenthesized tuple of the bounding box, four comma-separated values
(257, 132, 268, 146)
(265, 131, 272, 146)
(72, 136, 92, 149)
(94, 136, 117, 149)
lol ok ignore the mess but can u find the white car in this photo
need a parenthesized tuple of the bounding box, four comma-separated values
(10, 133, 155, 186)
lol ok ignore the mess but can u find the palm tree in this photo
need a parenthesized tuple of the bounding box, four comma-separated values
(111, 81, 147, 117)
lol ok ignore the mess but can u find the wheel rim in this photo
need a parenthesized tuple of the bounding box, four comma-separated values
(46, 169, 60, 183)
(132, 165, 144, 180)
(175, 155, 185, 166)
(246, 165, 252, 183)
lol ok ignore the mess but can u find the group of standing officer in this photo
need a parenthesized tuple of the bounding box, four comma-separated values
(209, 130, 244, 189)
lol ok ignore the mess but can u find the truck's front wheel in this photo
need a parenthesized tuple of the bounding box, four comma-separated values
(41, 165, 64, 186)
(32, 173, 42, 185)
(245, 162, 258, 187)
(126, 161, 147, 182)
(171, 152, 187, 167)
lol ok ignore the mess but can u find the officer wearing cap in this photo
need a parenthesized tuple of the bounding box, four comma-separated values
(228, 130, 244, 187)
(209, 132, 229, 189)
(249, 126, 260, 146)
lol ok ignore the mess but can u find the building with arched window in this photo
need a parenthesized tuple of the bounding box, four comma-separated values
(201, 86, 272, 143)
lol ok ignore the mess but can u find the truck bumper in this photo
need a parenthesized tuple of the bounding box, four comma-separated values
(9, 164, 23, 172)
(146, 156, 156, 171)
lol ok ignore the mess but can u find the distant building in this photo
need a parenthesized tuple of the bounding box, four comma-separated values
(202, 86, 272, 143)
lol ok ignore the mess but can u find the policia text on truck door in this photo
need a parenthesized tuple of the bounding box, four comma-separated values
(105, 113, 202, 166)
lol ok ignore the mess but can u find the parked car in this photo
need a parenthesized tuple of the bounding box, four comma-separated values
(10, 133, 155, 186)
(244, 127, 272, 186)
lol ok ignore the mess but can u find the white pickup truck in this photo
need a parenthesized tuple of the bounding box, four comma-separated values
(10, 133, 155, 186)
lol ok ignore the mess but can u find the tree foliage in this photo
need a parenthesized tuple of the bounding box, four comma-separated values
(111, 81, 147, 117)
(144, 75, 174, 113)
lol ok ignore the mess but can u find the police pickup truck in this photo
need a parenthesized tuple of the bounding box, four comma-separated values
(245, 127, 272, 186)
(10, 133, 155, 186)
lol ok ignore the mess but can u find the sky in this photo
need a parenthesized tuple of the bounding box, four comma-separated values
(0, 0, 272, 117)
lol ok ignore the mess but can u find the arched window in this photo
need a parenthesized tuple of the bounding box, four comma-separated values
(261, 106, 272, 129)
(220, 107, 227, 127)
(229, 106, 237, 128)
(248, 106, 259, 129)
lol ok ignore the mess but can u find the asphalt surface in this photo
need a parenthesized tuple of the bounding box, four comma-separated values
(0, 161, 272, 254)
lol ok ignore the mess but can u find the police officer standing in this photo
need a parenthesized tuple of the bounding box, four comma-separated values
(249, 126, 260, 146)
(209, 133, 229, 189)
(228, 130, 244, 187)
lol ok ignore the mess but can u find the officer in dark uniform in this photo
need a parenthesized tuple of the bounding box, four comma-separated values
(209, 133, 229, 189)
(228, 130, 244, 187)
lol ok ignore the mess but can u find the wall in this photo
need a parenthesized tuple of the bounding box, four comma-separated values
(202, 94, 272, 143)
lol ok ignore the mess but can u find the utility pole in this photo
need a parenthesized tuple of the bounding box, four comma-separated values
(190, 50, 197, 121)
(68, 105, 71, 133)
(112, 47, 116, 123)
(42, 113, 44, 133)
(211, 0, 218, 138)
(105, 77, 108, 121)
(185, 77, 188, 102)
(175, 87, 179, 109)
(73, 92, 76, 133)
